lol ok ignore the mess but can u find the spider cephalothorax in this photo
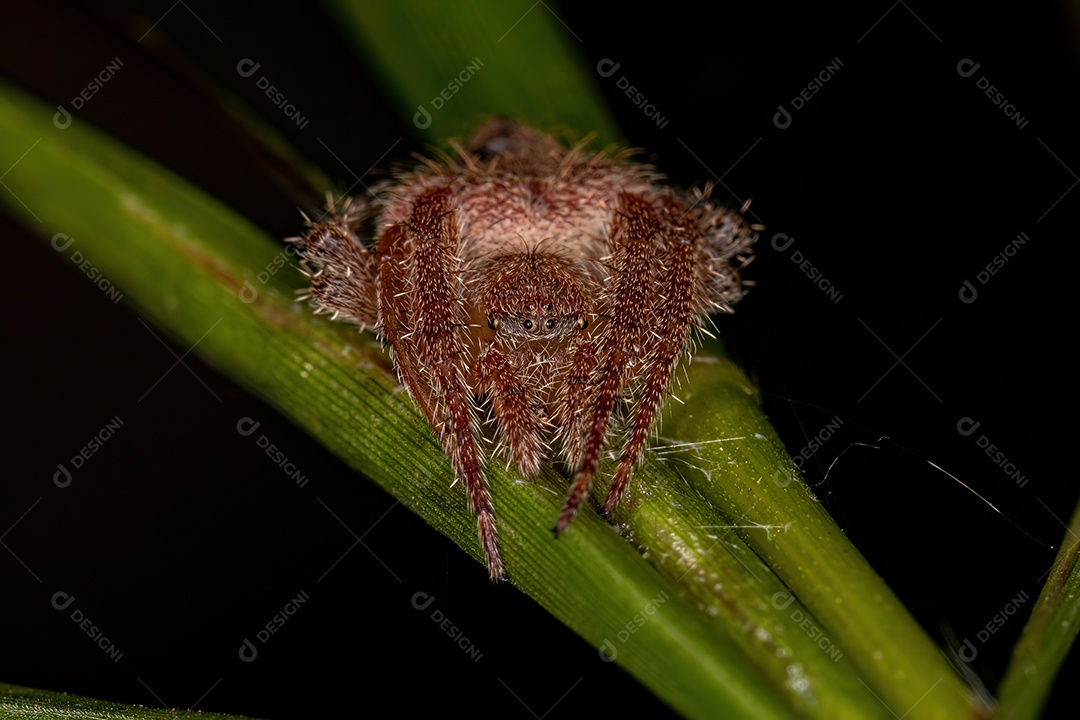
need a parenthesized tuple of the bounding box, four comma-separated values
(295, 119, 755, 581)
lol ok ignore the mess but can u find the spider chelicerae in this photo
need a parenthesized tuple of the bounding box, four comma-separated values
(294, 119, 756, 581)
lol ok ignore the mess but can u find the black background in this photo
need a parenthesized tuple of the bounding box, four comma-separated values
(2, 1, 1077, 718)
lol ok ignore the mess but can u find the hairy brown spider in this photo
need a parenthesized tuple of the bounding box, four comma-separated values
(294, 119, 755, 581)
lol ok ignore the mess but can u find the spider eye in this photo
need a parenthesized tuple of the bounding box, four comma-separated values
(577, 317, 588, 330)
(488, 317, 498, 330)
(545, 319, 555, 330)
(543, 303, 553, 311)
(522, 319, 534, 331)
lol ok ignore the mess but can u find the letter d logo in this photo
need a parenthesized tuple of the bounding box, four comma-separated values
(773, 104, 792, 129)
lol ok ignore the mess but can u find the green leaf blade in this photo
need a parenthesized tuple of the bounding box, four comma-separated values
(993, 498, 1080, 720)
(326, 0, 622, 145)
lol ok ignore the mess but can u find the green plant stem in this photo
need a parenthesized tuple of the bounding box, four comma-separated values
(656, 358, 978, 719)
(992, 497, 1080, 719)
(0, 682, 259, 720)
(626, 454, 892, 718)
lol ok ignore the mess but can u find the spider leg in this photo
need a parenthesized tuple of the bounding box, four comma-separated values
(602, 195, 703, 515)
(555, 340, 599, 472)
(478, 341, 545, 478)
(555, 192, 662, 533)
(378, 188, 503, 581)
(375, 224, 440, 430)
(296, 201, 379, 329)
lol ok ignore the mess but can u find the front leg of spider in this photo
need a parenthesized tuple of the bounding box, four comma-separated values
(379, 188, 503, 582)
(555, 192, 666, 533)
(554, 193, 753, 531)
(603, 194, 705, 516)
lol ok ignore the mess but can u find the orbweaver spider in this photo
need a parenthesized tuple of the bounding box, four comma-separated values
(295, 119, 755, 581)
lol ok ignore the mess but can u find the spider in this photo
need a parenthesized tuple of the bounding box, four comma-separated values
(294, 119, 755, 581)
